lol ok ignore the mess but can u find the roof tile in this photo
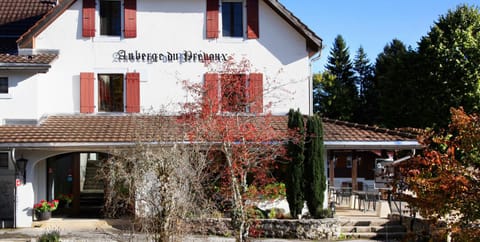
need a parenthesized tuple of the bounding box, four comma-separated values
(0, 115, 419, 145)
(0, 53, 57, 64)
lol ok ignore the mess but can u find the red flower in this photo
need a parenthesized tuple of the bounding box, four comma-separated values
(33, 199, 58, 212)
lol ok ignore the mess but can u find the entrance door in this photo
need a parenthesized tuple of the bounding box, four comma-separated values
(47, 152, 106, 217)
(47, 153, 74, 215)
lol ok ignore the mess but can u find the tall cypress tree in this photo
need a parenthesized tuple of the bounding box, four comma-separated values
(285, 109, 305, 218)
(304, 115, 326, 218)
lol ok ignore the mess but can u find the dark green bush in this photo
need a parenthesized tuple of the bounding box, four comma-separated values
(39, 230, 60, 242)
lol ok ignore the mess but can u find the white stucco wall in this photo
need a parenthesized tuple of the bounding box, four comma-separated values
(0, 71, 40, 121)
(2, 0, 312, 120)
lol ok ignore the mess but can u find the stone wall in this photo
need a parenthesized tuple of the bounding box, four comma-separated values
(188, 218, 340, 240)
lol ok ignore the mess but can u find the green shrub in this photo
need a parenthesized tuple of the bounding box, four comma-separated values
(39, 230, 60, 242)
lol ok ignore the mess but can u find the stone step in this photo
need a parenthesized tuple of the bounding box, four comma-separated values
(341, 225, 406, 233)
(342, 231, 405, 240)
(338, 218, 399, 227)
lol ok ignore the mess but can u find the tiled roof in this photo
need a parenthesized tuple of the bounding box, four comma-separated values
(322, 118, 418, 141)
(0, 0, 53, 53)
(0, 53, 57, 64)
(0, 115, 418, 146)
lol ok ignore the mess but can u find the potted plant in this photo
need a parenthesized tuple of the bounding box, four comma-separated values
(34, 199, 59, 221)
(57, 193, 73, 208)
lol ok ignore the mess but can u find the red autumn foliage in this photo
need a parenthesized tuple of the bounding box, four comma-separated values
(397, 107, 480, 240)
(179, 58, 288, 241)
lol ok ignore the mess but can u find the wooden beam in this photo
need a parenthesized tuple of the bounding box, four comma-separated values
(352, 153, 358, 191)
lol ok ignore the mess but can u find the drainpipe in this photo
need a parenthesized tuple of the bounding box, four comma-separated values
(392, 149, 416, 166)
(10, 148, 16, 228)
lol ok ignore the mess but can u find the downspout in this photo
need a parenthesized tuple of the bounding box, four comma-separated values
(392, 149, 416, 166)
(10, 148, 16, 228)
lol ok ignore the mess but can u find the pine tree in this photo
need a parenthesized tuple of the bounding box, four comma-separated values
(375, 39, 420, 128)
(304, 115, 326, 218)
(353, 46, 377, 124)
(323, 35, 358, 121)
(285, 109, 305, 218)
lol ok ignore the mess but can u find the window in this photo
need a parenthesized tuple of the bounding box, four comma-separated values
(98, 74, 124, 112)
(0, 77, 8, 94)
(0, 152, 9, 169)
(82, 0, 136, 38)
(80, 72, 139, 113)
(203, 73, 263, 114)
(206, 0, 258, 39)
(346, 155, 352, 168)
(222, 1, 243, 37)
(100, 0, 122, 36)
(221, 74, 247, 112)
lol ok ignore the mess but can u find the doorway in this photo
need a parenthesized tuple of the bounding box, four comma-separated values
(47, 152, 107, 218)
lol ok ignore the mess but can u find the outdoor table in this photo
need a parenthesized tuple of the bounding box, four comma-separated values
(354, 190, 380, 212)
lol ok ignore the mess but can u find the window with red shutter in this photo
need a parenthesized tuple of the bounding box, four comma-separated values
(80, 72, 95, 113)
(126, 72, 140, 113)
(124, 0, 137, 38)
(206, 0, 219, 39)
(247, 0, 259, 39)
(204, 73, 263, 114)
(82, 0, 96, 37)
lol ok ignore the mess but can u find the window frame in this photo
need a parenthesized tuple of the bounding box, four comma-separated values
(97, 73, 125, 112)
(0, 77, 11, 99)
(96, 0, 123, 40)
(0, 151, 11, 170)
(221, 0, 245, 39)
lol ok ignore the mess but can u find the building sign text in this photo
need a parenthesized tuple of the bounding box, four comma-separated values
(114, 50, 229, 64)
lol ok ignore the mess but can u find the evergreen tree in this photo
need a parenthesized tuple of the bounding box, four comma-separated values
(375, 39, 420, 128)
(285, 109, 305, 218)
(304, 115, 326, 218)
(323, 35, 358, 121)
(353, 47, 377, 124)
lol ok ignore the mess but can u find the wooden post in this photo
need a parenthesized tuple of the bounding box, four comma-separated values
(352, 154, 358, 191)
(329, 158, 335, 187)
(72, 153, 80, 216)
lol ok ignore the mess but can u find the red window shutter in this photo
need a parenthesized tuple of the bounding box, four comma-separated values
(247, 0, 259, 39)
(203, 73, 219, 114)
(80, 72, 94, 113)
(126, 72, 140, 113)
(206, 0, 219, 39)
(124, 0, 137, 38)
(82, 0, 95, 37)
(248, 73, 263, 113)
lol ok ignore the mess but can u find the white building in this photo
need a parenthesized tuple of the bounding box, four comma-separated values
(0, 0, 323, 227)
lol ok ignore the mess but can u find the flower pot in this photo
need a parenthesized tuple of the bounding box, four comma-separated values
(36, 211, 51, 221)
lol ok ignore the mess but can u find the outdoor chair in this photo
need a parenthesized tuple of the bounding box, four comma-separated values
(362, 186, 379, 212)
(337, 187, 352, 205)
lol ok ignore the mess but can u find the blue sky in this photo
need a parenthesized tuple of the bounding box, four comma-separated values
(279, 0, 479, 73)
